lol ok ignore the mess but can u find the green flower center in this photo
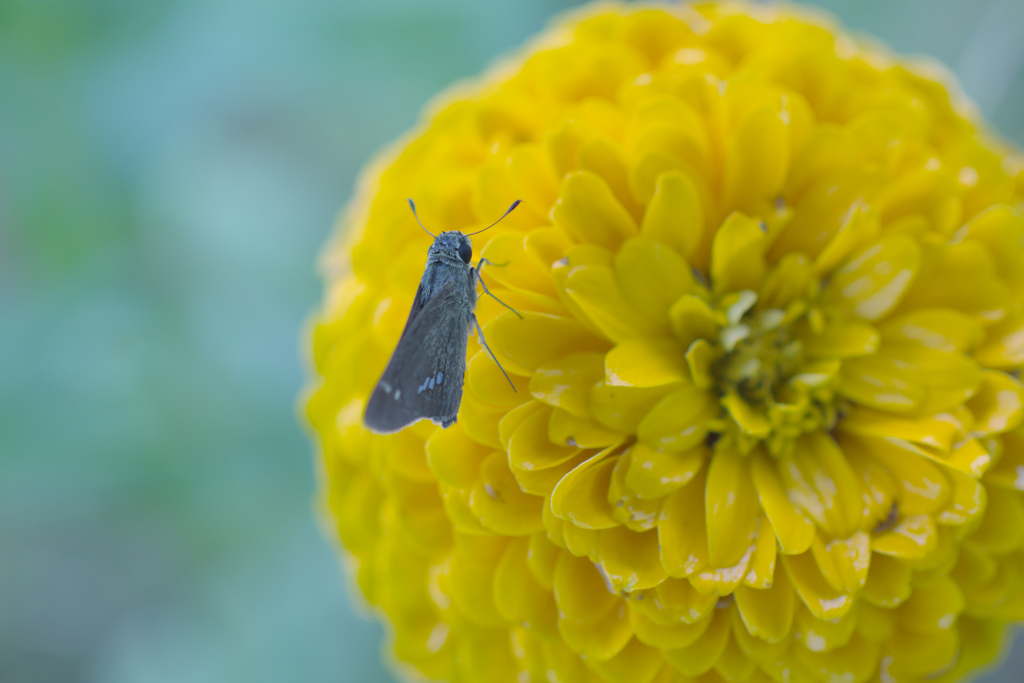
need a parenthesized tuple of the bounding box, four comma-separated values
(707, 291, 839, 455)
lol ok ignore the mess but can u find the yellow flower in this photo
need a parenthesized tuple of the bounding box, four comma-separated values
(304, 3, 1024, 682)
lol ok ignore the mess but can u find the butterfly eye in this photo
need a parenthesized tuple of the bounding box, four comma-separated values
(458, 242, 472, 264)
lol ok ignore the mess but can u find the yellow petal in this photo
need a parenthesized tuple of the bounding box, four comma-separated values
(470, 452, 546, 535)
(731, 606, 790, 663)
(884, 628, 958, 679)
(669, 294, 720, 350)
(440, 485, 491, 535)
(715, 627, 758, 681)
(793, 631, 879, 683)
(984, 427, 1024, 490)
(478, 230, 560, 299)
(565, 263, 667, 341)
(839, 406, 959, 452)
(459, 386, 507, 449)
(551, 450, 621, 530)
(837, 348, 926, 413)
(953, 204, 1024, 284)
(529, 352, 605, 419)
(744, 515, 779, 589)
(751, 449, 816, 555)
(896, 575, 965, 632)
(861, 552, 912, 607)
(467, 350, 531, 408)
(553, 170, 638, 250)
(797, 319, 880, 359)
(734, 565, 796, 643)
(662, 607, 732, 676)
(772, 167, 886, 262)
(821, 234, 921, 321)
(493, 537, 559, 640)
(630, 151, 715, 267)
(842, 434, 950, 515)
(579, 137, 645, 223)
(561, 516, 602, 561)
(711, 212, 768, 295)
(794, 603, 856, 653)
(514, 450, 590, 496)
(722, 391, 772, 438)
(966, 370, 1024, 436)
(936, 465, 986, 527)
(537, 639, 590, 683)
(871, 514, 938, 559)
(759, 252, 813, 310)
(690, 550, 753, 597)
(898, 344, 983, 415)
(894, 240, 1008, 323)
(706, 442, 760, 567)
(878, 308, 984, 353)
(813, 203, 880, 278)
(723, 104, 790, 215)
(615, 236, 696, 323)
(685, 338, 717, 391)
(809, 531, 870, 594)
(591, 382, 678, 434)
(527, 532, 561, 590)
(558, 598, 634, 662)
(553, 549, 617, 623)
(641, 170, 706, 264)
(499, 399, 547, 451)
(625, 442, 708, 500)
(508, 406, 581, 472)
(608, 454, 664, 532)
(549, 407, 623, 449)
(508, 143, 560, 218)
(487, 311, 610, 374)
(631, 608, 714, 649)
(843, 441, 899, 529)
(633, 577, 718, 626)
(606, 337, 689, 387)
(783, 126, 857, 203)
(627, 96, 710, 174)
(447, 534, 510, 627)
(587, 637, 665, 683)
(426, 422, 491, 488)
(973, 312, 1024, 368)
(658, 470, 710, 578)
(637, 384, 718, 452)
(968, 484, 1024, 555)
(778, 432, 864, 539)
(598, 526, 668, 592)
(780, 551, 854, 620)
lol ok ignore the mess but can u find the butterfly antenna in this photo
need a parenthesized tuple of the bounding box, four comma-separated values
(465, 200, 522, 236)
(407, 198, 436, 239)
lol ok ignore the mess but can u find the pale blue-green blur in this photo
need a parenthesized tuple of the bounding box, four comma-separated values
(1, 1, 1021, 681)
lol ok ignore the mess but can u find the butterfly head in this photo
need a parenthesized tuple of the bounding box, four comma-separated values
(430, 231, 474, 265)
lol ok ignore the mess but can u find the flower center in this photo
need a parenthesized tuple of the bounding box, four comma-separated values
(706, 290, 839, 455)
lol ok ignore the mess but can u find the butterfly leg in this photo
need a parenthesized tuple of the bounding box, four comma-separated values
(474, 270, 523, 319)
(475, 257, 508, 274)
(472, 314, 516, 391)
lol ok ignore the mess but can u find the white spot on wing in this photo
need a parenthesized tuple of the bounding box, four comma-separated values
(437, 371, 443, 384)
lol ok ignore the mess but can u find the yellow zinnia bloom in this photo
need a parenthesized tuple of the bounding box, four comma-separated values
(304, 3, 1024, 682)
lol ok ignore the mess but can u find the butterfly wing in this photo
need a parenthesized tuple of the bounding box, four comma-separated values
(363, 275, 472, 434)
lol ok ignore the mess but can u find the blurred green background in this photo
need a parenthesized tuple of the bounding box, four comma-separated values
(1, 1, 1022, 681)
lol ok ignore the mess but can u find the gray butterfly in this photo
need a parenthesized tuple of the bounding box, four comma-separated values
(363, 199, 521, 434)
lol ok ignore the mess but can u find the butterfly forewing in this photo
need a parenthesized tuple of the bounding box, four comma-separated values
(364, 276, 472, 434)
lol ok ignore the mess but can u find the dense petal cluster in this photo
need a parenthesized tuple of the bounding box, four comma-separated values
(305, 3, 1024, 682)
